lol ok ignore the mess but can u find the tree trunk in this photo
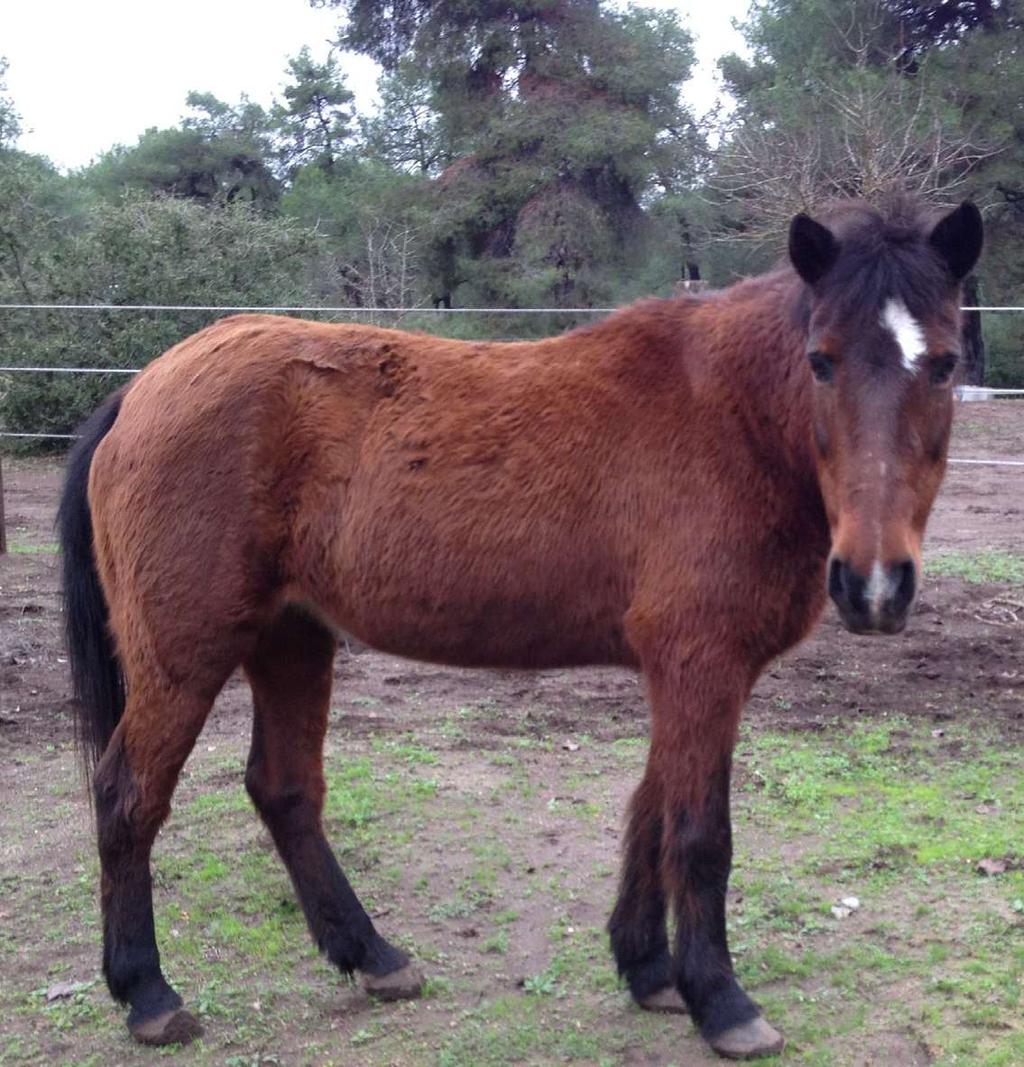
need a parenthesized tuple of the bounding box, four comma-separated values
(961, 275, 985, 386)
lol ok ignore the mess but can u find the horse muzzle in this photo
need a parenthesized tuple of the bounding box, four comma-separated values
(827, 557, 917, 635)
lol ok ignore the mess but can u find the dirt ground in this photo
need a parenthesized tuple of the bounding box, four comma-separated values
(0, 401, 1021, 1066)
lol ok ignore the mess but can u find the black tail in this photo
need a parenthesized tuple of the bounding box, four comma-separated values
(57, 390, 126, 779)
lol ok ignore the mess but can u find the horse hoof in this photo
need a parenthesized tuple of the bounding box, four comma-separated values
(637, 985, 688, 1014)
(708, 1016, 784, 1060)
(128, 1007, 203, 1046)
(363, 961, 425, 1001)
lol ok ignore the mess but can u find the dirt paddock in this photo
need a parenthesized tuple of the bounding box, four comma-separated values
(0, 401, 1022, 1066)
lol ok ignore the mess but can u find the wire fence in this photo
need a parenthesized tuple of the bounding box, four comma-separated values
(0, 303, 619, 313)
(1, 303, 1021, 452)
(1, 303, 1023, 312)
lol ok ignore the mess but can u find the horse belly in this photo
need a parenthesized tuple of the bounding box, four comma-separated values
(353, 598, 627, 670)
(320, 519, 631, 670)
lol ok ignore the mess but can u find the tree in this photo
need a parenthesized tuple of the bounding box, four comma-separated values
(900, 0, 1023, 385)
(86, 93, 280, 208)
(361, 59, 452, 175)
(713, 69, 994, 240)
(0, 57, 21, 149)
(885, 0, 1014, 67)
(282, 157, 431, 311)
(273, 47, 354, 176)
(0, 151, 78, 303)
(318, 0, 702, 307)
(708, 0, 1022, 384)
(712, 1, 996, 238)
(870, 0, 1023, 385)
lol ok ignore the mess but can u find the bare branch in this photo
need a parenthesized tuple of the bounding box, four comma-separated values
(708, 60, 1004, 244)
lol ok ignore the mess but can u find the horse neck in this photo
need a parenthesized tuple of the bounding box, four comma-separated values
(702, 273, 820, 484)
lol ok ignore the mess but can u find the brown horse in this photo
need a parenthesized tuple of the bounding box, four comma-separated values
(58, 197, 982, 1059)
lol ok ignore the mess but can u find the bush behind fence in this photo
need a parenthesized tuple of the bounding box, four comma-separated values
(0, 307, 601, 448)
(1, 304, 1021, 450)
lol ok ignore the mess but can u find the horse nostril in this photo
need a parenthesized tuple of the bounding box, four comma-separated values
(828, 557, 845, 603)
(830, 557, 917, 632)
(891, 559, 916, 615)
(828, 557, 868, 617)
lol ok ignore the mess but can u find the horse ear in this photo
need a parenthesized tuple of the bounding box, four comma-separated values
(788, 214, 840, 286)
(929, 201, 983, 281)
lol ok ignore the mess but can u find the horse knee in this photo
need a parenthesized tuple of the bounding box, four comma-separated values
(244, 761, 285, 817)
(244, 763, 321, 828)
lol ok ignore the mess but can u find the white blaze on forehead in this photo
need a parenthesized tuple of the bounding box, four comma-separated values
(880, 298, 927, 372)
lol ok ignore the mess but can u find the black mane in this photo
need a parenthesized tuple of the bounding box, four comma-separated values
(811, 196, 952, 323)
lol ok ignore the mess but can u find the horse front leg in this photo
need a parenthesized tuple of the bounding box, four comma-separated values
(643, 643, 784, 1060)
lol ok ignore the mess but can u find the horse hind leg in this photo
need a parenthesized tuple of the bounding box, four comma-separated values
(607, 765, 686, 1014)
(242, 606, 423, 999)
(95, 677, 220, 1045)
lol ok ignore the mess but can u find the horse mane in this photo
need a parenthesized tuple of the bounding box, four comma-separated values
(793, 195, 952, 329)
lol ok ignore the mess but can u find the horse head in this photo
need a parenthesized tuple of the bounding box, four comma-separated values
(788, 198, 983, 634)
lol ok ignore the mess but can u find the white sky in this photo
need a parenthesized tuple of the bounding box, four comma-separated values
(3, 0, 750, 170)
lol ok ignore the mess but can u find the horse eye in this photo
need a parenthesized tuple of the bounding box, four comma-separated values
(808, 351, 834, 384)
(929, 353, 958, 386)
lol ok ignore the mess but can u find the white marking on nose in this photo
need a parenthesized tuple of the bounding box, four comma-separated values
(866, 560, 890, 620)
(881, 298, 926, 372)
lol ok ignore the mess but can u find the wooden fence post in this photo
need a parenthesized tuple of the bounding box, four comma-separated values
(961, 276, 985, 386)
(0, 454, 7, 555)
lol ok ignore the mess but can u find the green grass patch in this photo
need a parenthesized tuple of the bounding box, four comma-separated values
(434, 994, 612, 1066)
(926, 549, 1024, 583)
(6, 541, 59, 554)
(4, 664, 1022, 1067)
(738, 719, 1024, 872)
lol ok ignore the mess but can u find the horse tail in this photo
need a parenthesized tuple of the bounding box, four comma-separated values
(57, 390, 126, 780)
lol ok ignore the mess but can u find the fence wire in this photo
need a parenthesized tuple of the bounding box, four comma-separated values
(1, 303, 1023, 313)
(1, 305, 1021, 462)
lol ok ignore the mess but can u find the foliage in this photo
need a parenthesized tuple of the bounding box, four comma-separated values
(0, 191, 313, 438)
(325, 0, 701, 307)
(86, 93, 280, 207)
(887, 0, 1016, 65)
(273, 47, 355, 176)
(361, 59, 451, 175)
(281, 157, 432, 311)
(0, 56, 21, 149)
(0, 150, 81, 302)
(1, 0, 1023, 435)
(711, 0, 997, 238)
